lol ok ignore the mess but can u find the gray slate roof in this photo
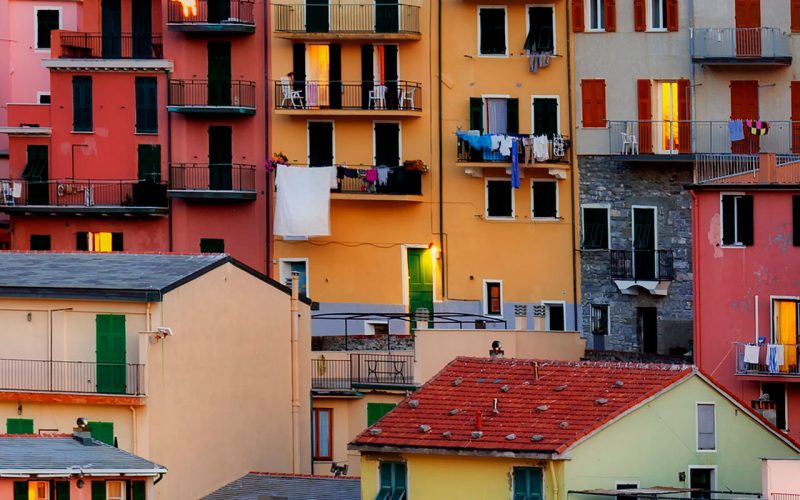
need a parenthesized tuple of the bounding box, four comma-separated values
(0, 436, 166, 474)
(202, 473, 361, 500)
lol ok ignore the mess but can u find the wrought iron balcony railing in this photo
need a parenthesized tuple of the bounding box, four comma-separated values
(456, 133, 571, 164)
(610, 250, 674, 281)
(169, 163, 256, 192)
(169, 79, 256, 109)
(274, 80, 421, 111)
(692, 27, 791, 63)
(736, 342, 800, 377)
(0, 358, 145, 396)
(311, 353, 415, 390)
(168, 0, 255, 25)
(0, 179, 168, 209)
(58, 32, 164, 59)
(273, 3, 420, 36)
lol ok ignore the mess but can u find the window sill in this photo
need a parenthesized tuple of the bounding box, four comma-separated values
(34, 48, 52, 53)
(532, 217, 559, 222)
(581, 248, 610, 252)
(696, 449, 717, 453)
(485, 216, 515, 221)
(720, 244, 748, 249)
(134, 132, 159, 136)
(71, 130, 94, 134)
(477, 53, 510, 58)
(585, 29, 607, 33)
(646, 28, 668, 33)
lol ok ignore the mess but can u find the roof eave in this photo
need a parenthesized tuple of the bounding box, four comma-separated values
(0, 286, 162, 302)
(0, 468, 167, 476)
(348, 443, 560, 460)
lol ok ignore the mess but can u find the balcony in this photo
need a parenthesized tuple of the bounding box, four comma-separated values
(694, 153, 800, 186)
(46, 31, 170, 71)
(274, 80, 422, 117)
(311, 353, 416, 391)
(0, 359, 145, 396)
(273, 3, 421, 41)
(692, 27, 791, 66)
(169, 163, 257, 200)
(456, 133, 571, 177)
(610, 249, 674, 296)
(0, 179, 169, 216)
(168, 0, 255, 33)
(735, 342, 800, 380)
(169, 80, 256, 115)
(333, 165, 423, 201)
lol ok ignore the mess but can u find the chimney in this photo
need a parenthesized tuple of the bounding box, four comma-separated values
(514, 304, 527, 330)
(475, 410, 483, 431)
(531, 305, 546, 331)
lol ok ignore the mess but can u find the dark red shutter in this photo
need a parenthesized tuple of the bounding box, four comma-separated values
(582, 80, 606, 128)
(666, 0, 679, 31)
(792, 0, 800, 32)
(605, 0, 616, 32)
(633, 0, 646, 31)
(677, 79, 691, 154)
(572, 0, 585, 32)
(791, 82, 800, 153)
(637, 80, 652, 153)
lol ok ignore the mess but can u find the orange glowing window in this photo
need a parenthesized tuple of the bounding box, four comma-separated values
(29, 482, 50, 500)
(172, 0, 197, 17)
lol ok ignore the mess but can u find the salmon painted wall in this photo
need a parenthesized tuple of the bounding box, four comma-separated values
(8, 216, 167, 251)
(693, 188, 800, 442)
(0, 477, 155, 500)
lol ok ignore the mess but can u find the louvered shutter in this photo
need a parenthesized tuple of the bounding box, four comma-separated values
(605, 0, 616, 32)
(637, 80, 652, 153)
(666, 0, 679, 31)
(572, 0, 584, 32)
(633, 0, 646, 31)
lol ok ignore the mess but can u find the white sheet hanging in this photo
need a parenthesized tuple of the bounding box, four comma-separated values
(274, 166, 333, 238)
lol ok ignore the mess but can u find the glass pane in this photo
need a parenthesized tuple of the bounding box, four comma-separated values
(318, 410, 330, 457)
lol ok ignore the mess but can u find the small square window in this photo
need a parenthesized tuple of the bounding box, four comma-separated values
(37, 93, 51, 104)
(484, 281, 502, 316)
(532, 180, 558, 219)
(200, 238, 225, 253)
(486, 179, 513, 218)
(30, 234, 51, 251)
(365, 321, 389, 335)
(478, 7, 507, 55)
(590, 304, 609, 335)
(582, 207, 609, 249)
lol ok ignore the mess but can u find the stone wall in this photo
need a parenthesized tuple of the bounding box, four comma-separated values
(578, 156, 694, 354)
(312, 334, 415, 352)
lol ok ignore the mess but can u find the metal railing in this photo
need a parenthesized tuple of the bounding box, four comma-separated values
(772, 494, 800, 500)
(692, 27, 791, 61)
(456, 134, 570, 163)
(311, 353, 415, 390)
(0, 179, 168, 208)
(609, 120, 800, 156)
(0, 359, 145, 395)
(169, 79, 256, 109)
(168, 0, 255, 25)
(336, 165, 422, 195)
(59, 32, 164, 59)
(273, 3, 420, 35)
(735, 342, 800, 376)
(169, 163, 256, 192)
(274, 80, 421, 111)
(694, 154, 800, 185)
(610, 250, 674, 281)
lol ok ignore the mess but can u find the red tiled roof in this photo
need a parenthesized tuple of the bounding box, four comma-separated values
(351, 357, 693, 455)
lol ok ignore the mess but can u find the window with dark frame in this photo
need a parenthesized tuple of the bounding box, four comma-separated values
(36, 9, 59, 49)
(525, 6, 554, 53)
(485, 281, 502, 316)
(137, 144, 161, 183)
(513, 467, 544, 500)
(72, 76, 93, 132)
(721, 194, 753, 246)
(582, 207, 609, 249)
(487, 180, 513, 218)
(377, 462, 407, 499)
(590, 304, 609, 335)
(312, 408, 332, 460)
(135, 77, 158, 134)
(30, 235, 51, 251)
(532, 180, 557, 219)
(532, 97, 559, 138)
(479, 7, 506, 55)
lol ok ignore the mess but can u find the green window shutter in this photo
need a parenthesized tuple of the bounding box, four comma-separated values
(56, 481, 71, 500)
(393, 462, 407, 495)
(367, 403, 396, 426)
(73, 76, 93, 132)
(135, 77, 158, 133)
(132, 480, 146, 500)
(89, 421, 114, 446)
(506, 98, 519, 134)
(13, 482, 27, 500)
(137, 144, 161, 183)
(513, 467, 543, 500)
(92, 480, 107, 500)
(7, 418, 34, 434)
(469, 97, 483, 132)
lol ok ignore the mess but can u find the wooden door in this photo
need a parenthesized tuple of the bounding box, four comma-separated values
(208, 126, 233, 190)
(407, 248, 433, 330)
(96, 314, 126, 394)
(735, 0, 761, 57)
(208, 42, 232, 106)
(730, 80, 759, 153)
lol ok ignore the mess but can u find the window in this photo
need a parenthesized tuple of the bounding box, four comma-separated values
(761, 383, 787, 430)
(721, 194, 753, 246)
(107, 480, 126, 500)
(24, 481, 50, 500)
(30, 234, 51, 251)
(649, 0, 667, 29)
(513, 467, 543, 500)
(532, 180, 558, 219)
(469, 97, 519, 135)
(689, 468, 715, 499)
(793, 196, 800, 246)
(616, 483, 640, 500)
(72, 76, 93, 132)
(37, 92, 51, 104)
(76, 232, 123, 252)
(590, 304, 609, 335)
(313, 408, 332, 460)
(367, 402, 396, 426)
(486, 179, 513, 219)
(771, 300, 799, 375)
(365, 321, 389, 335)
(135, 77, 158, 134)
(526, 6, 555, 53)
(581, 79, 606, 128)
(696, 403, 716, 451)
(484, 280, 502, 316)
(545, 302, 565, 331)
(532, 97, 559, 138)
(478, 7, 507, 56)
(6, 418, 34, 434)
(587, 0, 606, 31)
(89, 421, 115, 446)
(200, 238, 225, 253)
(794, 0, 800, 33)
(582, 206, 609, 249)
(279, 259, 308, 296)
(377, 462, 407, 500)
(35, 8, 60, 49)
(137, 144, 161, 182)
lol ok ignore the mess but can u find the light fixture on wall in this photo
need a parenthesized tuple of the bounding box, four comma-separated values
(76, 479, 84, 489)
(26, 312, 32, 322)
(17, 404, 22, 416)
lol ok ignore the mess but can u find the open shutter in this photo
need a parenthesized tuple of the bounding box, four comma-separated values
(361, 44, 373, 110)
(792, 82, 800, 153)
(633, 0, 646, 31)
(14, 482, 27, 500)
(92, 481, 106, 500)
(677, 79, 691, 153)
(605, 0, 616, 32)
(292, 43, 305, 94)
(793, 196, 800, 246)
(506, 98, 519, 134)
(666, 0, 679, 31)
(329, 44, 342, 109)
(56, 481, 71, 500)
(739, 195, 754, 245)
(571, 0, 584, 32)
(132, 481, 146, 500)
(793, 0, 800, 32)
(637, 80, 652, 153)
(470, 97, 483, 132)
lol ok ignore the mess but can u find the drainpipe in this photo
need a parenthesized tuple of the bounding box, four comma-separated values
(290, 271, 301, 473)
(690, 190, 700, 367)
(264, 0, 273, 277)
(437, 0, 445, 298)
(166, 69, 173, 252)
(689, 0, 696, 151)
(129, 406, 138, 454)
(548, 460, 560, 500)
(565, 0, 579, 331)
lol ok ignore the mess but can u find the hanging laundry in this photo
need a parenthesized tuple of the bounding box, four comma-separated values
(490, 135, 503, 152)
(343, 168, 359, 178)
(533, 135, 550, 162)
(768, 344, 785, 374)
(510, 137, 520, 189)
(365, 168, 379, 183)
(456, 130, 491, 151)
(745, 119, 770, 136)
(743, 344, 760, 365)
(11, 182, 22, 198)
(274, 165, 333, 238)
(728, 120, 745, 142)
(377, 167, 390, 186)
(523, 136, 534, 164)
(498, 136, 514, 156)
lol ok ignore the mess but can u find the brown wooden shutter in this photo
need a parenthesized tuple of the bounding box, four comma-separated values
(582, 80, 606, 128)
(677, 79, 691, 154)
(666, 0, 679, 31)
(633, 0, 646, 31)
(581, 80, 594, 127)
(791, 82, 800, 153)
(637, 80, 653, 153)
(792, 0, 800, 32)
(572, 0, 585, 32)
(605, 0, 616, 31)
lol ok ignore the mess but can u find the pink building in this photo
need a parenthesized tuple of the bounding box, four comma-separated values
(693, 154, 800, 442)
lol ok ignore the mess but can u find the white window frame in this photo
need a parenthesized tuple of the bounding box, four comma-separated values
(36, 92, 51, 104)
(365, 320, 389, 335)
(543, 300, 567, 331)
(482, 279, 504, 317)
(719, 192, 747, 248)
(278, 258, 309, 296)
(485, 177, 515, 220)
(647, 0, 668, 31)
(695, 402, 717, 452)
(687, 466, 717, 497)
(581, 203, 611, 250)
(34, 6, 62, 51)
(586, 0, 606, 32)
(307, 120, 335, 166)
(531, 178, 559, 221)
(481, 94, 511, 135)
(106, 480, 127, 500)
(477, 5, 509, 57)
(373, 120, 402, 166)
(530, 95, 561, 137)
(525, 4, 557, 55)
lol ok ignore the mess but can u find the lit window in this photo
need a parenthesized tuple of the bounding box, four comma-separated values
(484, 281, 502, 316)
(29, 481, 50, 500)
(650, 0, 667, 29)
(77, 232, 123, 252)
(107, 480, 126, 500)
(313, 408, 332, 460)
(587, 0, 605, 31)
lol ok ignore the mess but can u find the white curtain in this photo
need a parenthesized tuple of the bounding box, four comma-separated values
(486, 98, 508, 134)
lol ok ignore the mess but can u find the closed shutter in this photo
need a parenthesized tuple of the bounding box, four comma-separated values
(637, 80, 652, 153)
(469, 97, 484, 132)
(666, 0, 679, 31)
(329, 44, 342, 109)
(14, 482, 27, 500)
(721, 196, 735, 245)
(479, 8, 506, 55)
(360, 44, 373, 109)
(7, 418, 34, 434)
(792, 82, 800, 153)
(487, 180, 513, 217)
(581, 80, 606, 128)
(132, 481, 146, 500)
(56, 481, 71, 500)
(367, 403, 396, 425)
(506, 98, 519, 134)
(605, 0, 616, 32)
(739, 195, 754, 245)
(137, 144, 161, 182)
(633, 0, 646, 31)
(92, 481, 106, 500)
(793, 0, 800, 32)
(135, 77, 157, 134)
(89, 421, 114, 445)
(677, 79, 691, 153)
(532, 181, 557, 218)
(793, 196, 800, 246)
(73, 76, 93, 132)
(572, 0, 584, 32)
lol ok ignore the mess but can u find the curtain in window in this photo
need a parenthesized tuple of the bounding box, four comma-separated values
(776, 301, 797, 370)
(486, 98, 508, 134)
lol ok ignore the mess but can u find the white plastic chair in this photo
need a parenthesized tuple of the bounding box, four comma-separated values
(369, 85, 387, 109)
(279, 76, 303, 109)
(398, 86, 416, 110)
(621, 123, 639, 155)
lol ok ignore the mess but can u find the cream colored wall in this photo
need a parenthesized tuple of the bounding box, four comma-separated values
(413, 329, 585, 383)
(146, 263, 312, 500)
(762, 459, 800, 496)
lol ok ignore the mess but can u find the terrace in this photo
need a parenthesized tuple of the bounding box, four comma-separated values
(273, 2, 421, 41)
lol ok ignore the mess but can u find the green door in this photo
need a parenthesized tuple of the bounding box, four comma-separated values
(208, 41, 231, 106)
(407, 248, 433, 330)
(96, 314, 126, 394)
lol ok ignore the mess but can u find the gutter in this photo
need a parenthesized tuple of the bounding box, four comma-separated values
(565, 0, 579, 331)
(437, 0, 445, 298)
(348, 443, 558, 460)
(290, 273, 301, 473)
(264, 0, 273, 277)
(0, 469, 166, 476)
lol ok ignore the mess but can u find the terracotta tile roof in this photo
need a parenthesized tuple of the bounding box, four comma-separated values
(351, 357, 693, 455)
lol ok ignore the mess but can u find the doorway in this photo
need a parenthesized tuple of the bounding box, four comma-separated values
(131, 0, 152, 58)
(689, 467, 715, 500)
(735, 0, 761, 57)
(632, 207, 656, 280)
(374, 122, 400, 167)
(306, 44, 330, 108)
(375, 0, 399, 33)
(208, 41, 232, 106)
(101, 0, 122, 58)
(96, 314, 127, 394)
(657, 82, 680, 154)
(730, 81, 759, 153)
(208, 0, 231, 23)
(306, 0, 329, 33)
(307, 121, 334, 167)
(637, 307, 658, 354)
(407, 248, 433, 330)
(208, 126, 232, 190)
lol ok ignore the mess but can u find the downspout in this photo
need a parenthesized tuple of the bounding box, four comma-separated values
(264, 0, 273, 277)
(166, 69, 173, 252)
(548, 460, 560, 500)
(689, 0, 696, 152)
(437, 0, 445, 298)
(290, 272, 301, 473)
(129, 406, 138, 454)
(690, 190, 700, 367)
(565, 0, 579, 331)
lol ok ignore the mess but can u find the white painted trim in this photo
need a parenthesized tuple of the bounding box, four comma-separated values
(719, 192, 747, 248)
(364, 320, 389, 336)
(614, 481, 641, 493)
(36, 92, 51, 104)
(542, 300, 567, 331)
(580, 203, 611, 250)
(585, 0, 606, 32)
(531, 178, 559, 221)
(687, 465, 717, 498)
(485, 177, 515, 220)
(695, 401, 717, 452)
(525, 4, 557, 55)
(646, 0, 667, 31)
(482, 279, 504, 317)
(530, 95, 561, 137)
(306, 120, 335, 166)
(42, 59, 174, 71)
(373, 120, 402, 166)
(278, 258, 309, 296)
(477, 5, 509, 57)
(33, 6, 62, 51)
(106, 479, 127, 500)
